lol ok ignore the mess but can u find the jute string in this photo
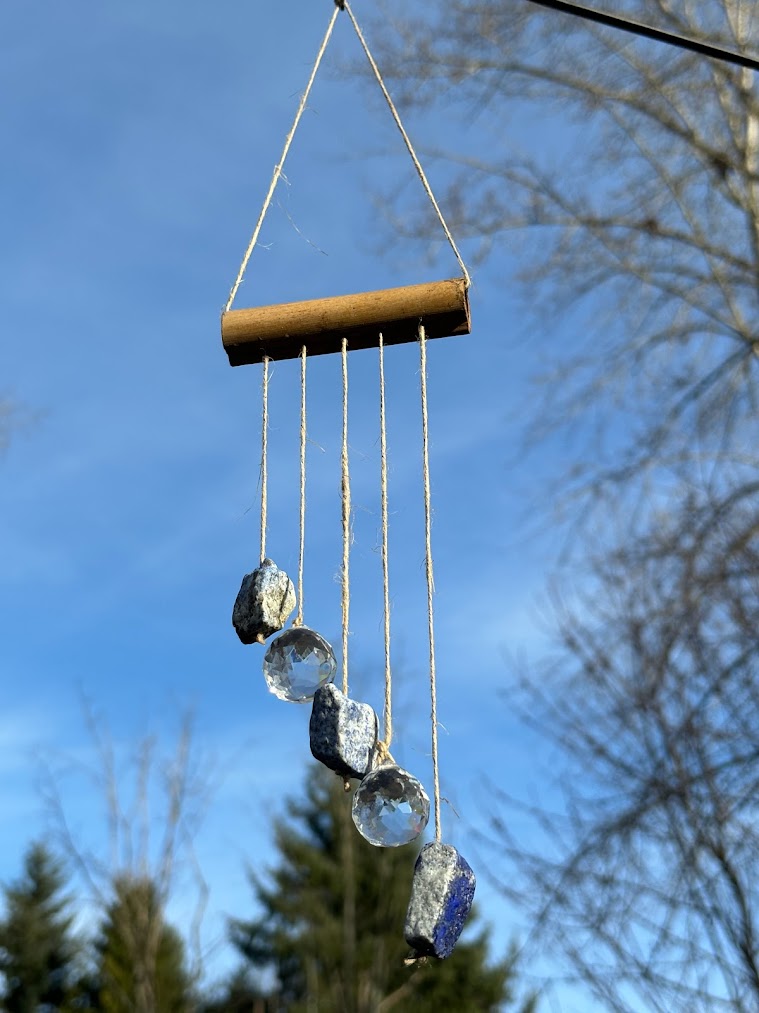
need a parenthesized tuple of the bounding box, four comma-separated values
(224, 2, 469, 311)
(259, 357, 270, 564)
(223, 8, 340, 312)
(378, 333, 393, 752)
(340, 338, 351, 695)
(343, 2, 471, 289)
(418, 324, 442, 842)
(294, 346, 307, 626)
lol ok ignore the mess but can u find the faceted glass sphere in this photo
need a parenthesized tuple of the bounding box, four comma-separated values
(352, 764, 430, 847)
(263, 626, 337, 703)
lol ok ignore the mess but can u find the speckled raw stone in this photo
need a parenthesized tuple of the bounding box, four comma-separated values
(309, 683, 378, 780)
(404, 842, 476, 959)
(232, 559, 296, 645)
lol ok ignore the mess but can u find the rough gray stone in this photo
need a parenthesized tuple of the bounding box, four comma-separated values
(309, 683, 378, 780)
(404, 841, 476, 959)
(232, 558, 296, 645)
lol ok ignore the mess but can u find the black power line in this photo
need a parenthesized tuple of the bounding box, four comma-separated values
(523, 0, 759, 73)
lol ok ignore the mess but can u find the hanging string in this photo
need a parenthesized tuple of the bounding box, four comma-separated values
(340, 338, 351, 695)
(223, 1, 470, 308)
(343, 2, 471, 289)
(418, 324, 442, 843)
(259, 356, 270, 565)
(294, 346, 307, 626)
(224, 8, 340, 313)
(378, 333, 393, 752)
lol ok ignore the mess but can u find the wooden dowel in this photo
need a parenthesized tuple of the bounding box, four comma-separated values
(221, 277, 470, 365)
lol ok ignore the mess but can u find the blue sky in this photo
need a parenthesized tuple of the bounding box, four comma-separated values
(0, 1, 580, 1005)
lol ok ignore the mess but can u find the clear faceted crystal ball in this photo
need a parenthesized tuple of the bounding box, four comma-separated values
(352, 764, 430, 847)
(262, 626, 337, 703)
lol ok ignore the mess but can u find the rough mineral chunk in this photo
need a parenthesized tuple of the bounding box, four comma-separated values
(404, 842, 476, 959)
(309, 683, 378, 779)
(232, 558, 296, 645)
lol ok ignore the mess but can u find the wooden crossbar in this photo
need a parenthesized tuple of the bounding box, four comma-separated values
(221, 277, 470, 365)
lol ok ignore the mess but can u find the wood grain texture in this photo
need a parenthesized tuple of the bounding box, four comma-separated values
(221, 277, 470, 365)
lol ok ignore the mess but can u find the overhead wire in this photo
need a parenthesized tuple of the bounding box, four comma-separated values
(521, 0, 759, 73)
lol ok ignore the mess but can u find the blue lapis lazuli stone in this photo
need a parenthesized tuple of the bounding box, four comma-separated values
(404, 841, 476, 959)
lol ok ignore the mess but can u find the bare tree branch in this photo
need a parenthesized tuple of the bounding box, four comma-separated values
(40, 701, 214, 997)
(359, 0, 759, 535)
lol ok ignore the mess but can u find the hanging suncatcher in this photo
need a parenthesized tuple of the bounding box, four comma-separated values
(223, 0, 476, 963)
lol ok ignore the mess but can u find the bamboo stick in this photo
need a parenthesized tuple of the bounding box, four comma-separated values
(221, 277, 470, 365)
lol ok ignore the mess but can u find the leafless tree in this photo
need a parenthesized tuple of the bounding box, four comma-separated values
(41, 705, 212, 1006)
(480, 480, 759, 1011)
(362, 0, 759, 530)
(360, 2, 759, 1008)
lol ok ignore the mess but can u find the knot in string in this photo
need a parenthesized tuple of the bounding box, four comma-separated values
(374, 740, 395, 767)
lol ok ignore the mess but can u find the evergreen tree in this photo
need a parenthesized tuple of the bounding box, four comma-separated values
(226, 768, 533, 1013)
(0, 840, 82, 1012)
(94, 875, 192, 1013)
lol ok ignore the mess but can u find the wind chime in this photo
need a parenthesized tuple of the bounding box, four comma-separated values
(223, 1, 476, 963)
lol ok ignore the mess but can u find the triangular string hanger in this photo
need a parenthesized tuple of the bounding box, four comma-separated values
(221, 0, 472, 367)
